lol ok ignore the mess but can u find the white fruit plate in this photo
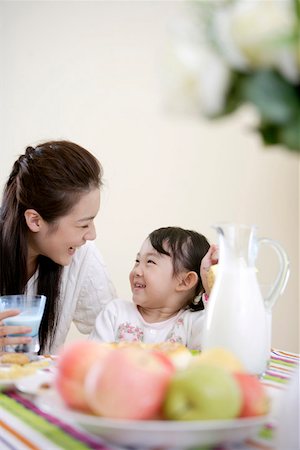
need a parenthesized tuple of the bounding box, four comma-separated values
(36, 390, 268, 449)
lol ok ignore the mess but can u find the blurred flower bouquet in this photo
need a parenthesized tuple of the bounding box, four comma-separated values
(165, 0, 300, 152)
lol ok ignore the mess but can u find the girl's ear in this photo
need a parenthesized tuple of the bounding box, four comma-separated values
(177, 271, 198, 292)
(24, 209, 43, 232)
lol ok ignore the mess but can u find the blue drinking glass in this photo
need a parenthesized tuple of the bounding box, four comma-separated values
(0, 294, 46, 353)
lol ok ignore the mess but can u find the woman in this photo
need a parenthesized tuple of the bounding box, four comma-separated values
(0, 141, 116, 354)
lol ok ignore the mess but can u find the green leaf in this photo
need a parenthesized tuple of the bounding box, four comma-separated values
(258, 123, 280, 146)
(240, 70, 300, 124)
(213, 72, 245, 118)
(279, 116, 300, 151)
(295, 0, 300, 21)
(257, 117, 300, 152)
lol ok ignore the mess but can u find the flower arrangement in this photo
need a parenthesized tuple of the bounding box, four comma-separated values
(166, 0, 300, 152)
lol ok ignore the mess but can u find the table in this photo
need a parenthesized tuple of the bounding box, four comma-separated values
(0, 349, 299, 450)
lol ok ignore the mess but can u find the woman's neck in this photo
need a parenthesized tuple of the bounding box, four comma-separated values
(27, 260, 38, 281)
(27, 248, 39, 281)
(26, 233, 41, 281)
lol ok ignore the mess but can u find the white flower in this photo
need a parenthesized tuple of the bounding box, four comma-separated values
(195, 48, 231, 116)
(212, 5, 249, 71)
(164, 20, 231, 116)
(212, 0, 299, 83)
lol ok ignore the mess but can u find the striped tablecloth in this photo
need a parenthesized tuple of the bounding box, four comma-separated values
(0, 349, 298, 450)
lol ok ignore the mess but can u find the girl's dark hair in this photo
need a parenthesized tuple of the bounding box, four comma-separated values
(148, 226, 210, 311)
(0, 141, 103, 352)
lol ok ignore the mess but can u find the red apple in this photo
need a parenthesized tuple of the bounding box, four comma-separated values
(233, 372, 269, 417)
(85, 346, 175, 420)
(56, 340, 112, 411)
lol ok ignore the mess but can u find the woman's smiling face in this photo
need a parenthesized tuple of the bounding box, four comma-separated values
(27, 188, 100, 266)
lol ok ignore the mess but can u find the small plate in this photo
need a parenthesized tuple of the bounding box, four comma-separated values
(0, 356, 54, 391)
(36, 390, 267, 449)
(15, 370, 55, 395)
(0, 364, 16, 390)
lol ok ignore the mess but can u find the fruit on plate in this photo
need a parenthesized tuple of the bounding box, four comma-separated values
(85, 346, 175, 419)
(113, 342, 193, 370)
(150, 342, 194, 370)
(56, 340, 112, 411)
(191, 347, 245, 373)
(163, 364, 242, 420)
(234, 372, 269, 417)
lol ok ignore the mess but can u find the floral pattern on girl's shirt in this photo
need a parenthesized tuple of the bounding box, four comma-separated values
(117, 322, 144, 342)
(166, 317, 185, 344)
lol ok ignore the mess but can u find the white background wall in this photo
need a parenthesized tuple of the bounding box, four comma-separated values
(0, 1, 298, 352)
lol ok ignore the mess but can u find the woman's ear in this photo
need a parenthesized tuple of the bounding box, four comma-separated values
(177, 271, 198, 292)
(24, 209, 43, 232)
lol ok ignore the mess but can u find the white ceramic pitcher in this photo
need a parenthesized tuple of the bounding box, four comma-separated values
(202, 223, 290, 374)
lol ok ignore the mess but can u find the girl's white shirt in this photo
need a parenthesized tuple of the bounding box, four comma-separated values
(90, 298, 206, 350)
(26, 241, 116, 354)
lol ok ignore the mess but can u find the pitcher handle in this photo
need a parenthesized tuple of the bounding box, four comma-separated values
(258, 238, 290, 310)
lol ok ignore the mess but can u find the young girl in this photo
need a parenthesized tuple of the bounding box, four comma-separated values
(90, 226, 211, 350)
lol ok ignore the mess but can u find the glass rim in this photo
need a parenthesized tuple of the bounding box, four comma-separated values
(0, 294, 46, 300)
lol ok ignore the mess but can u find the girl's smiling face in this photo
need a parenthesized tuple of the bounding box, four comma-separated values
(27, 188, 100, 266)
(129, 238, 186, 313)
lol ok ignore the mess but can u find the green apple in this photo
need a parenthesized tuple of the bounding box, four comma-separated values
(163, 364, 242, 420)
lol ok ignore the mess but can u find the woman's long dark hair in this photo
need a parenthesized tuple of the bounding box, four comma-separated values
(148, 227, 210, 311)
(0, 141, 102, 352)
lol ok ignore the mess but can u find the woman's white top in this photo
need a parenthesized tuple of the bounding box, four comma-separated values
(27, 241, 116, 354)
(90, 298, 206, 350)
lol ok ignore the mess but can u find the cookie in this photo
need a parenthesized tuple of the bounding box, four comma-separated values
(1, 352, 30, 365)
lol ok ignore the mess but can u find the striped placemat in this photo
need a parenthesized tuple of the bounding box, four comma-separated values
(264, 349, 299, 385)
(0, 390, 111, 450)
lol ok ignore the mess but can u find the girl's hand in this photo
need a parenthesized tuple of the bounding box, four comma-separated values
(200, 244, 219, 296)
(0, 309, 32, 353)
